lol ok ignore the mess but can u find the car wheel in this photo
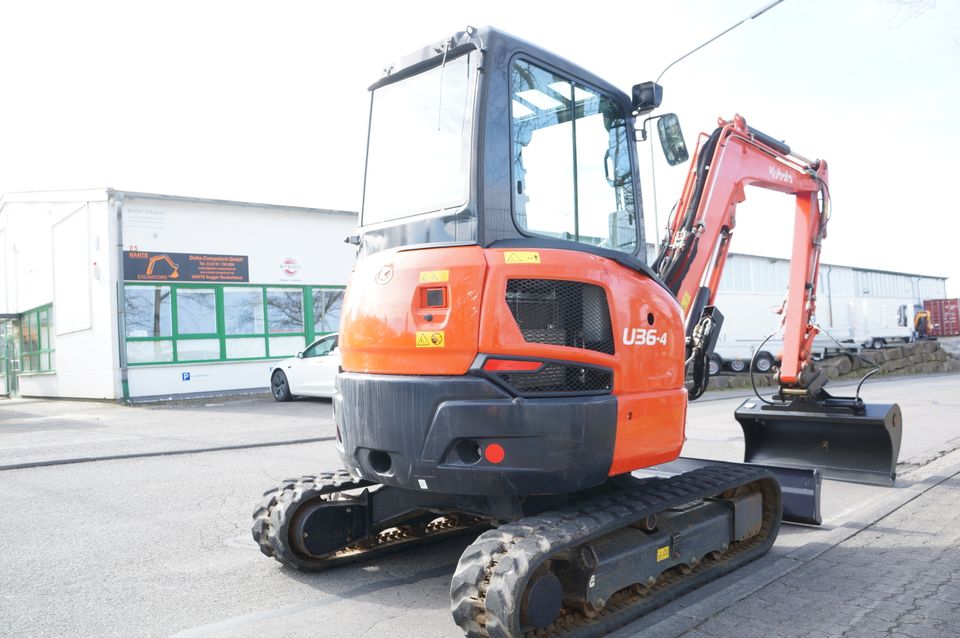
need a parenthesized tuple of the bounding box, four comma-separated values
(871, 338, 885, 350)
(728, 359, 748, 373)
(271, 370, 293, 402)
(754, 352, 775, 374)
(708, 354, 722, 376)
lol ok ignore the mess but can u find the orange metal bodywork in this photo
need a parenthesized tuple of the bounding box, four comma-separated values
(339, 115, 832, 479)
(340, 245, 487, 375)
(340, 245, 688, 476)
(663, 115, 830, 387)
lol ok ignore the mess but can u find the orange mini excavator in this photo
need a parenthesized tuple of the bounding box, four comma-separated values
(252, 27, 902, 637)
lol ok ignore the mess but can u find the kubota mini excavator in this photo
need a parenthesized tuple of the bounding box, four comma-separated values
(252, 27, 902, 637)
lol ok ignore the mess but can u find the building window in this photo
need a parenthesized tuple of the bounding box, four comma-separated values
(125, 286, 173, 337)
(267, 288, 303, 333)
(223, 287, 264, 335)
(224, 287, 268, 359)
(123, 284, 343, 366)
(20, 305, 55, 373)
(313, 288, 344, 334)
(176, 288, 217, 335)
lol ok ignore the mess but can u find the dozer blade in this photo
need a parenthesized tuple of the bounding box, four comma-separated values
(643, 457, 822, 526)
(735, 393, 902, 486)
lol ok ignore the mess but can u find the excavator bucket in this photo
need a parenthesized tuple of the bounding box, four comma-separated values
(735, 394, 902, 486)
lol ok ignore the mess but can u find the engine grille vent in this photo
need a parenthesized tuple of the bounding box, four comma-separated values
(496, 364, 613, 396)
(505, 279, 615, 355)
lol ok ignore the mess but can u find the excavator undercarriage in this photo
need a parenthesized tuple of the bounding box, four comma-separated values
(254, 467, 780, 637)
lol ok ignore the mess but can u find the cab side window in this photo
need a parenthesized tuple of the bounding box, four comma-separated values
(510, 59, 637, 253)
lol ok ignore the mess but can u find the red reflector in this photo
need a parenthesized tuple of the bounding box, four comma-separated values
(483, 358, 543, 372)
(485, 443, 505, 464)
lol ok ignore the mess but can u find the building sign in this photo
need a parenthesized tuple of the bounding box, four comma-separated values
(279, 257, 302, 281)
(123, 251, 249, 282)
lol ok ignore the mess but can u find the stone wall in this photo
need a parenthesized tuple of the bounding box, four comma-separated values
(706, 339, 960, 391)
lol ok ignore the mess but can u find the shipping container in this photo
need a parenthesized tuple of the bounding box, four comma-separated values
(924, 298, 960, 337)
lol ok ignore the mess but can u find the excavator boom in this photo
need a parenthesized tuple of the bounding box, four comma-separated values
(654, 115, 902, 485)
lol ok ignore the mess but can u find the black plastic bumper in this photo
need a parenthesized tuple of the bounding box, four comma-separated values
(334, 372, 617, 496)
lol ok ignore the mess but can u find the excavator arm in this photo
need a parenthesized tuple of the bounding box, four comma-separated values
(654, 114, 829, 393)
(655, 115, 902, 485)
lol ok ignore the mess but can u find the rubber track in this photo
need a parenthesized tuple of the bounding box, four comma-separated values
(450, 465, 781, 638)
(252, 471, 485, 571)
(252, 470, 374, 571)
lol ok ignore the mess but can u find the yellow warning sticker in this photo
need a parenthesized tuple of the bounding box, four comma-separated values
(504, 251, 541, 264)
(419, 270, 449, 283)
(415, 331, 445, 348)
(679, 291, 692, 312)
(656, 546, 670, 562)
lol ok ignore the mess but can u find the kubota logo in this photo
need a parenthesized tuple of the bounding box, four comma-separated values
(769, 166, 794, 184)
(375, 265, 394, 285)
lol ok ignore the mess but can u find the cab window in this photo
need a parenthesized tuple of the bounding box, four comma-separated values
(510, 59, 637, 253)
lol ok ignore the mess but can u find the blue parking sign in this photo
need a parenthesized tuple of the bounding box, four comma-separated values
(182, 372, 191, 381)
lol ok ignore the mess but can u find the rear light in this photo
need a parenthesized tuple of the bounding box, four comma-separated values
(484, 443, 505, 464)
(482, 358, 543, 372)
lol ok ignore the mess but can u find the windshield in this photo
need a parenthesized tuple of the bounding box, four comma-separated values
(362, 52, 477, 226)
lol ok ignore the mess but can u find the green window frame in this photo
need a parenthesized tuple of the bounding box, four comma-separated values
(19, 304, 55, 374)
(123, 283, 346, 366)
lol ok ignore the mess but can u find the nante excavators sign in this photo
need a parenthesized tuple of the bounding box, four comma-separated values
(122, 250, 249, 282)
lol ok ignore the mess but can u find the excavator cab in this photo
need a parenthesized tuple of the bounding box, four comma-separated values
(340, 26, 688, 497)
(346, 25, 901, 491)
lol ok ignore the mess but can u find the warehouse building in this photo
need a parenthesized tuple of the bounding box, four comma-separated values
(0, 189, 950, 400)
(708, 252, 948, 363)
(0, 189, 356, 399)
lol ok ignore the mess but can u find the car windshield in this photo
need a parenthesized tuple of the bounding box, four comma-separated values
(362, 51, 477, 225)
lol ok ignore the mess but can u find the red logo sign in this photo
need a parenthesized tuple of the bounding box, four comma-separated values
(281, 258, 301, 277)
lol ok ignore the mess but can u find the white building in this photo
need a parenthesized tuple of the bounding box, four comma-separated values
(711, 252, 948, 362)
(1, 191, 948, 400)
(0, 189, 357, 400)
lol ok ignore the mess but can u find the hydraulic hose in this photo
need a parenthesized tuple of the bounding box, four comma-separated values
(813, 323, 882, 405)
(656, 127, 723, 293)
(750, 330, 779, 405)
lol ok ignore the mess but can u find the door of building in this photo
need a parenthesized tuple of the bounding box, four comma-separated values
(1, 319, 20, 397)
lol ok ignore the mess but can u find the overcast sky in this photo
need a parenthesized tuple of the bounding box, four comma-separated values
(2, 0, 957, 293)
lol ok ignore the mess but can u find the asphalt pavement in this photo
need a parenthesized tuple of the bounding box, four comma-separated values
(1, 372, 959, 637)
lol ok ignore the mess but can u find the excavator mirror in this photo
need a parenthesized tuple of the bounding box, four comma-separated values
(657, 114, 689, 166)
